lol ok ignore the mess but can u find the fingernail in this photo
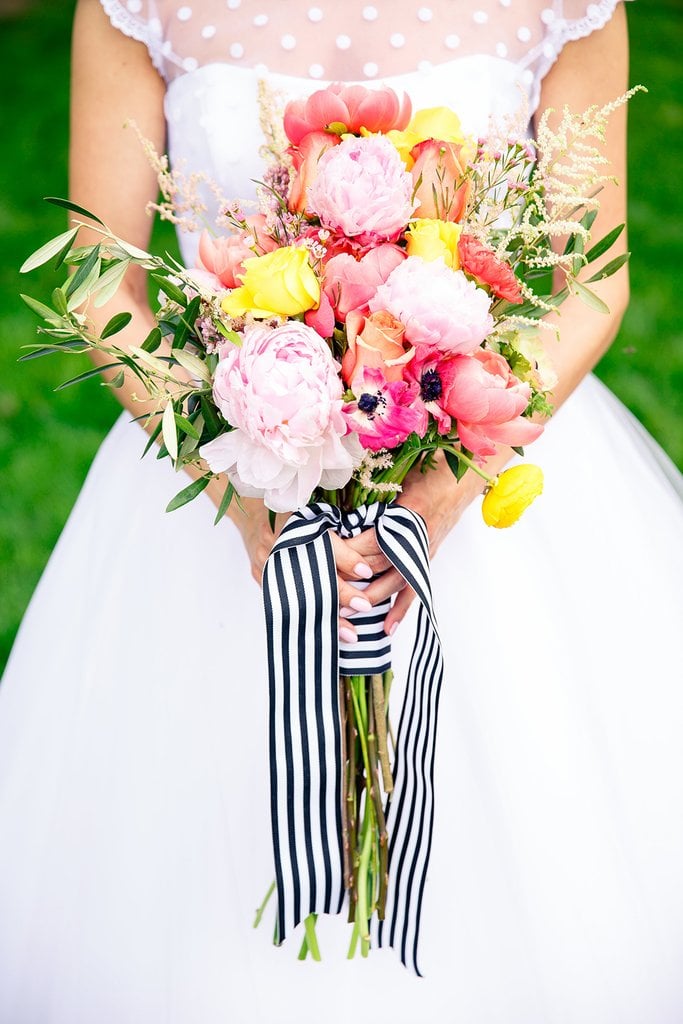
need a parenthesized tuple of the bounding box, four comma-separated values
(350, 596, 372, 613)
(389, 622, 398, 637)
(354, 562, 373, 580)
(339, 626, 358, 645)
(339, 606, 353, 618)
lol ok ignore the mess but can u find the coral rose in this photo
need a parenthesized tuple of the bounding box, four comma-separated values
(284, 83, 411, 146)
(369, 256, 494, 354)
(458, 234, 523, 303)
(200, 323, 362, 512)
(410, 138, 471, 222)
(323, 244, 405, 322)
(307, 135, 415, 244)
(442, 349, 544, 457)
(341, 310, 414, 390)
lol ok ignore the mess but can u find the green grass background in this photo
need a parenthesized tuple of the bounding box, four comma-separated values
(0, 1, 681, 674)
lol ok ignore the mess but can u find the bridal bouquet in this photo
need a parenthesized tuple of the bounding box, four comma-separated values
(20, 81, 634, 970)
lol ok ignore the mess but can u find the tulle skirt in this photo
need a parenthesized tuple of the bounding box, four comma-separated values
(1, 374, 683, 1023)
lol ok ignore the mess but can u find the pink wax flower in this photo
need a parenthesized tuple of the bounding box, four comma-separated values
(200, 323, 362, 512)
(196, 217, 277, 289)
(443, 349, 544, 457)
(370, 256, 494, 354)
(307, 135, 415, 244)
(284, 83, 411, 146)
(323, 244, 405, 322)
(344, 367, 422, 452)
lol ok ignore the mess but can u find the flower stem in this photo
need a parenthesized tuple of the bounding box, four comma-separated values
(253, 879, 276, 929)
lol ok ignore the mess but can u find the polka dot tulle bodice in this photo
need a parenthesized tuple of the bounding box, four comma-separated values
(102, 0, 622, 88)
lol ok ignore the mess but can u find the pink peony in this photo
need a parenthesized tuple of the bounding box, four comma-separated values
(307, 135, 415, 245)
(442, 349, 544, 457)
(370, 256, 494, 354)
(343, 367, 422, 452)
(200, 323, 362, 512)
(323, 244, 405, 322)
(284, 83, 411, 146)
(196, 217, 277, 289)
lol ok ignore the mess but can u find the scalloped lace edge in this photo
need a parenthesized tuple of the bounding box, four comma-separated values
(558, 0, 622, 44)
(99, 0, 166, 78)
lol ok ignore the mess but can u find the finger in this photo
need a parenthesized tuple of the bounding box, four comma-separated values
(361, 568, 408, 607)
(341, 531, 392, 576)
(328, 532, 375, 581)
(383, 585, 417, 636)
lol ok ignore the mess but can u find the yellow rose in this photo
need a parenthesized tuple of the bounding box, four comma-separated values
(221, 246, 320, 319)
(387, 106, 468, 168)
(406, 219, 462, 269)
(481, 465, 544, 528)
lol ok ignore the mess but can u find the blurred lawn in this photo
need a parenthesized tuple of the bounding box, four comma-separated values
(0, 0, 681, 673)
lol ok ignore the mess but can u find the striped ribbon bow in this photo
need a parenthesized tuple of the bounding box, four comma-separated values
(262, 501, 444, 974)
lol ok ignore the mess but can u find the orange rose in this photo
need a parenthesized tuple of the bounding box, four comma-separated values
(341, 310, 414, 389)
(411, 138, 472, 222)
(287, 131, 340, 214)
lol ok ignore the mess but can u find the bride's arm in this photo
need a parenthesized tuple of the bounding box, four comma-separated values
(70, 1, 373, 622)
(356, 6, 631, 633)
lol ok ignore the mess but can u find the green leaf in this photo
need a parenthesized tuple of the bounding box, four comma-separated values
(64, 244, 101, 299)
(511, 445, 525, 456)
(571, 279, 610, 315)
(268, 509, 277, 533)
(18, 338, 88, 361)
(44, 196, 105, 226)
(130, 345, 171, 377)
(166, 475, 210, 513)
(141, 326, 162, 353)
(101, 311, 132, 339)
(93, 259, 131, 307)
(52, 288, 68, 316)
(173, 294, 201, 349)
(579, 208, 598, 233)
(162, 400, 178, 461)
(20, 293, 62, 322)
(142, 419, 163, 456)
(214, 481, 235, 525)
(173, 347, 212, 385)
(585, 252, 630, 283)
(54, 362, 120, 390)
(151, 273, 187, 306)
(20, 227, 79, 274)
(108, 369, 126, 389)
(173, 413, 200, 440)
(200, 397, 223, 436)
(585, 224, 625, 264)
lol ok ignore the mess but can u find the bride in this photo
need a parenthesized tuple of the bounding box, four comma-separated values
(1, 1, 682, 1021)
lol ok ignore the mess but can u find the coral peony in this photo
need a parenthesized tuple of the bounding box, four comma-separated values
(323, 244, 405, 322)
(343, 368, 422, 452)
(442, 349, 544, 457)
(284, 83, 411, 146)
(458, 234, 523, 303)
(307, 135, 415, 244)
(200, 323, 362, 512)
(196, 217, 277, 289)
(287, 131, 340, 214)
(370, 256, 494, 354)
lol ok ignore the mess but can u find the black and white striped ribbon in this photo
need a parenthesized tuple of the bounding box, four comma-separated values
(262, 501, 443, 974)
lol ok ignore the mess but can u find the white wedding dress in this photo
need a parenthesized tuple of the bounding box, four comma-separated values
(2, 2, 683, 1021)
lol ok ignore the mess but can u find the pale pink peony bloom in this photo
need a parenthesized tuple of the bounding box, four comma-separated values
(200, 323, 362, 512)
(343, 367, 422, 452)
(284, 83, 411, 146)
(323, 244, 405, 322)
(307, 135, 415, 244)
(196, 216, 277, 289)
(443, 349, 544, 457)
(370, 256, 494, 354)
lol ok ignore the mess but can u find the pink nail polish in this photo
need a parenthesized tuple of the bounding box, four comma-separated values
(354, 562, 373, 580)
(339, 606, 353, 618)
(350, 596, 372, 613)
(389, 622, 398, 637)
(339, 626, 358, 645)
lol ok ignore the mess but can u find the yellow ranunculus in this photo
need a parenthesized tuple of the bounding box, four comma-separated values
(481, 465, 544, 528)
(387, 106, 468, 168)
(406, 219, 462, 269)
(221, 246, 320, 319)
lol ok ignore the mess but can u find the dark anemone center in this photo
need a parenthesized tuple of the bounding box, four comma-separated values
(420, 368, 443, 402)
(358, 392, 380, 416)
